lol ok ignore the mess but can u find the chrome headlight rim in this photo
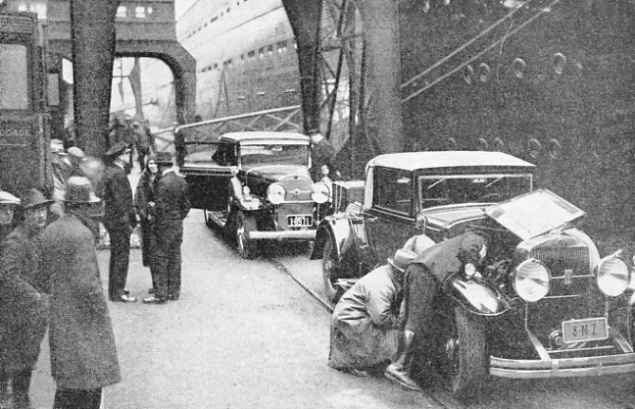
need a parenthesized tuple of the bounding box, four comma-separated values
(596, 252, 630, 297)
(266, 183, 286, 205)
(512, 258, 551, 303)
(311, 181, 330, 204)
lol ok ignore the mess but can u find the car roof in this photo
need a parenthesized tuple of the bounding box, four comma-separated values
(220, 131, 310, 145)
(368, 151, 535, 172)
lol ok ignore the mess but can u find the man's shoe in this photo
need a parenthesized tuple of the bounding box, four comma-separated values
(142, 296, 166, 305)
(112, 294, 137, 303)
(123, 288, 130, 295)
(167, 294, 179, 301)
(384, 364, 422, 391)
(148, 288, 155, 294)
(330, 365, 370, 377)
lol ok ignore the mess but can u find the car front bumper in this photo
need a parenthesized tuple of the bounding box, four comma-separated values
(248, 230, 316, 241)
(490, 352, 635, 378)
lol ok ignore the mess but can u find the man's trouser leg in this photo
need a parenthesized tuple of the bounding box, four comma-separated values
(53, 388, 102, 409)
(152, 224, 172, 300)
(167, 222, 183, 299)
(11, 368, 32, 409)
(107, 226, 131, 299)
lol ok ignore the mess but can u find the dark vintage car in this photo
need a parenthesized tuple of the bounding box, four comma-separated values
(311, 151, 635, 397)
(181, 131, 330, 258)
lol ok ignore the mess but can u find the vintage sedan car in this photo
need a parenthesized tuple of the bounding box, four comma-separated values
(311, 151, 635, 397)
(181, 131, 330, 258)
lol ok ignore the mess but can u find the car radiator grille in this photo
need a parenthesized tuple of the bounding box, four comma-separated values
(530, 245, 591, 298)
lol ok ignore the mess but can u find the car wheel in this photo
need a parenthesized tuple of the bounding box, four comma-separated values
(236, 211, 258, 259)
(446, 307, 487, 399)
(322, 238, 341, 303)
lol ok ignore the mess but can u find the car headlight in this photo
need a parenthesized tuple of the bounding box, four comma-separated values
(513, 259, 550, 302)
(266, 183, 286, 205)
(597, 252, 630, 297)
(311, 182, 330, 204)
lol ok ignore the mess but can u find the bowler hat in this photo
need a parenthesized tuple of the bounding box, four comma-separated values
(67, 146, 86, 160)
(105, 141, 131, 158)
(155, 151, 173, 165)
(63, 176, 101, 204)
(387, 248, 417, 272)
(0, 191, 20, 206)
(20, 189, 53, 210)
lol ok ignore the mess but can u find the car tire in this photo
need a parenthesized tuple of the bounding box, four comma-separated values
(236, 210, 258, 259)
(322, 238, 341, 303)
(448, 307, 487, 399)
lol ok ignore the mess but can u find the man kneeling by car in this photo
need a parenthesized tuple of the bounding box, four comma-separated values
(384, 230, 489, 390)
(328, 249, 417, 378)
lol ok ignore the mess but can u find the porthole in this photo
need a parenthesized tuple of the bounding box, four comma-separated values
(464, 65, 475, 85)
(422, 0, 430, 13)
(553, 53, 566, 75)
(493, 137, 505, 152)
(477, 138, 488, 151)
(528, 138, 542, 159)
(548, 138, 562, 159)
(513, 58, 526, 79)
(479, 63, 490, 83)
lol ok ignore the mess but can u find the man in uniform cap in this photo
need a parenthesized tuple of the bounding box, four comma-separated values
(102, 142, 137, 303)
(39, 177, 121, 409)
(143, 152, 190, 304)
(328, 248, 417, 377)
(0, 189, 52, 408)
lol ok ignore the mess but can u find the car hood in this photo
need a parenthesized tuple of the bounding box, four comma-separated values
(485, 188, 586, 241)
(243, 165, 311, 183)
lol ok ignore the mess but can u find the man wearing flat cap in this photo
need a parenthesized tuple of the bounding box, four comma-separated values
(102, 142, 137, 303)
(384, 230, 489, 391)
(39, 176, 120, 409)
(328, 248, 417, 378)
(0, 189, 52, 408)
(143, 152, 190, 304)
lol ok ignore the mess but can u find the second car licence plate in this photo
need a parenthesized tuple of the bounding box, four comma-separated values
(288, 214, 312, 228)
(562, 317, 608, 343)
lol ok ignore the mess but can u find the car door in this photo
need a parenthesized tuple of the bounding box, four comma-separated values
(364, 167, 417, 263)
(180, 141, 234, 211)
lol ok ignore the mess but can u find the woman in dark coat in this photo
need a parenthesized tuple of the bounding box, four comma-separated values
(0, 189, 53, 409)
(134, 154, 158, 292)
(39, 177, 121, 409)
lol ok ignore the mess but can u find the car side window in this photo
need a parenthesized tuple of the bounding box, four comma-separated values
(373, 167, 412, 215)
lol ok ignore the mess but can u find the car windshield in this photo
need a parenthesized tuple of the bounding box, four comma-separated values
(419, 173, 532, 208)
(240, 144, 309, 168)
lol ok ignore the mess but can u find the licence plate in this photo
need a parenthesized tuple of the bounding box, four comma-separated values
(562, 317, 608, 343)
(287, 214, 312, 228)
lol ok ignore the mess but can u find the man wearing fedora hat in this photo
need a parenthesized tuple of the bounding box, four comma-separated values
(0, 188, 53, 408)
(102, 142, 137, 303)
(39, 177, 121, 408)
(328, 248, 417, 378)
(384, 230, 489, 391)
(143, 152, 190, 304)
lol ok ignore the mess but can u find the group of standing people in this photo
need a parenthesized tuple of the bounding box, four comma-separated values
(328, 227, 489, 392)
(102, 141, 191, 305)
(0, 179, 120, 409)
(108, 117, 155, 172)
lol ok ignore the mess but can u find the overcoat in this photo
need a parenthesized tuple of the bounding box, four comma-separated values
(0, 224, 48, 374)
(102, 164, 135, 230)
(39, 211, 121, 389)
(328, 265, 401, 369)
(134, 168, 156, 267)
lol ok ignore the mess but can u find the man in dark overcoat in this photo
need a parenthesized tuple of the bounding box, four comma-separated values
(328, 249, 417, 379)
(39, 176, 121, 409)
(102, 142, 137, 303)
(143, 152, 190, 304)
(0, 189, 53, 409)
(384, 230, 489, 390)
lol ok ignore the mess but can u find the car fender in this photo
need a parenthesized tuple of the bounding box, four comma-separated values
(310, 215, 354, 261)
(229, 176, 265, 211)
(443, 274, 511, 317)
